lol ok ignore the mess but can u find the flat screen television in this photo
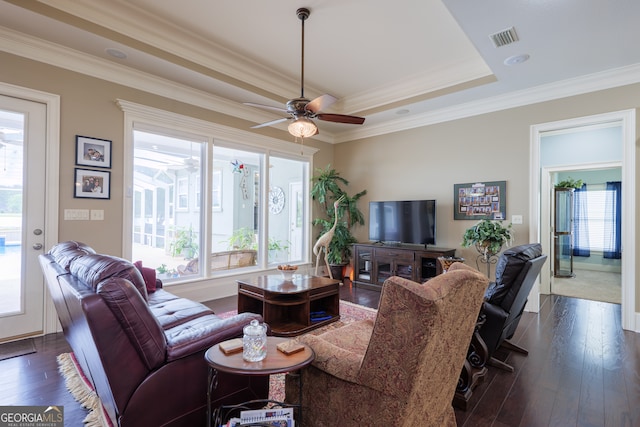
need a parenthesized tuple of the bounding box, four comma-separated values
(369, 199, 436, 246)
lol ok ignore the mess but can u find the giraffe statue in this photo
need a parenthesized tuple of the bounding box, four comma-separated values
(314, 195, 345, 278)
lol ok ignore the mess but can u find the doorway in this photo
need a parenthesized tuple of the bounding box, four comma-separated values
(530, 109, 635, 331)
(0, 83, 60, 341)
(0, 95, 46, 341)
(550, 167, 622, 305)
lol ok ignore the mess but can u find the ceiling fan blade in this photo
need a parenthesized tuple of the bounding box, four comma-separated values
(244, 102, 288, 114)
(251, 117, 290, 129)
(305, 94, 337, 113)
(316, 113, 365, 125)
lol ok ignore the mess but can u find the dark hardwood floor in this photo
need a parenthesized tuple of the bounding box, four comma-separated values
(1, 281, 637, 426)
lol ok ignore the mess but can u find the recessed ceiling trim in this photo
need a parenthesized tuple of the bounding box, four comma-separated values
(4, 19, 640, 146)
(339, 61, 494, 114)
(335, 62, 640, 143)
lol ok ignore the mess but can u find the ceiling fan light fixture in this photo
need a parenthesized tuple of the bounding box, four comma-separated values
(288, 117, 317, 138)
(244, 7, 364, 135)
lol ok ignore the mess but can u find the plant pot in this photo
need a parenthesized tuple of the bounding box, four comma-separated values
(329, 264, 346, 280)
(475, 242, 502, 260)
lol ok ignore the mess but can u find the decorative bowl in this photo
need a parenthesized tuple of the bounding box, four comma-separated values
(280, 270, 295, 281)
(277, 265, 298, 281)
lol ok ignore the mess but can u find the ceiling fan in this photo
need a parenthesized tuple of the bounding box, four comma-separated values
(165, 156, 199, 173)
(244, 7, 365, 138)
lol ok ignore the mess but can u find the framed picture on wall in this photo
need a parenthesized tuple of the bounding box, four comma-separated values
(454, 180, 506, 220)
(74, 168, 111, 199)
(75, 135, 112, 168)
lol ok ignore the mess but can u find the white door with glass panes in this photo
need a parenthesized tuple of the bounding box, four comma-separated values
(0, 95, 47, 341)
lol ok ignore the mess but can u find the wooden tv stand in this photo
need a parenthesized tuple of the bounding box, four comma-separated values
(352, 243, 456, 290)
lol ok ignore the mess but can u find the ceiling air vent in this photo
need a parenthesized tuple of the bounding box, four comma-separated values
(489, 26, 519, 48)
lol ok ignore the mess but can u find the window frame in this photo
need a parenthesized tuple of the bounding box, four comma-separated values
(176, 177, 189, 210)
(119, 99, 317, 288)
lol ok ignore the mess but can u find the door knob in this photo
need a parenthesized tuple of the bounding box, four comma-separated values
(33, 243, 43, 250)
(33, 229, 43, 235)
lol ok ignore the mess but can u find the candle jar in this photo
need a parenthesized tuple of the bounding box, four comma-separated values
(242, 319, 267, 362)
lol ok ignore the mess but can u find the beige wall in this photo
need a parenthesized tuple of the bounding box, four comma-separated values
(334, 85, 640, 311)
(0, 51, 334, 255)
(2, 50, 638, 313)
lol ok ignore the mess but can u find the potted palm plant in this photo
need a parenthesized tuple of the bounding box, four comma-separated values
(311, 165, 366, 279)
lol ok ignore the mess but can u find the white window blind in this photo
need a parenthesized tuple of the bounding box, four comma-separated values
(576, 184, 613, 252)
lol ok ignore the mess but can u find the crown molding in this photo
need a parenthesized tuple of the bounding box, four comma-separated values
(0, 25, 335, 144)
(33, 0, 315, 102)
(336, 63, 640, 143)
(3, 23, 640, 146)
(12, 0, 493, 115)
(341, 58, 493, 114)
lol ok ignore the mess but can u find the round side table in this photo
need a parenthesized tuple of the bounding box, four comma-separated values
(205, 336, 314, 427)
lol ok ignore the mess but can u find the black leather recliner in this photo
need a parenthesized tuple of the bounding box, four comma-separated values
(479, 243, 547, 372)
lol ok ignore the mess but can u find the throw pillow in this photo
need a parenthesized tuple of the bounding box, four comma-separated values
(134, 260, 157, 293)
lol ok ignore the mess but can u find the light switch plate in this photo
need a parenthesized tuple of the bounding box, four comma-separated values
(64, 209, 90, 220)
(90, 209, 104, 220)
(511, 214, 523, 224)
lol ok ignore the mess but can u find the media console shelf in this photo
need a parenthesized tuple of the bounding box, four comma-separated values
(352, 243, 456, 290)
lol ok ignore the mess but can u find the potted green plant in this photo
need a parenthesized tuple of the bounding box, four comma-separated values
(267, 237, 289, 262)
(223, 227, 288, 261)
(555, 177, 583, 189)
(224, 227, 256, 250)
(461, 219, 513, 258)
(169, 225, 199, 259)
(311, 165, 366, 278)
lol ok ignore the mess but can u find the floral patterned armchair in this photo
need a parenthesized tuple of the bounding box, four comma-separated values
(285, 262, 488, 427)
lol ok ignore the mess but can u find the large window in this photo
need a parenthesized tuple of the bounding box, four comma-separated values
(132, 131, 203, 275)
(127, 117, 311, 283)
(268, 156, 307, 264)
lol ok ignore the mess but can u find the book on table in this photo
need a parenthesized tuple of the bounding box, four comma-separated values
(219, 338, 243, 355)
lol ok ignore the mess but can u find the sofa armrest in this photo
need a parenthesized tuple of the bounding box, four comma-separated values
(297, 334, 363, 384)
(164, 312, 263, 361)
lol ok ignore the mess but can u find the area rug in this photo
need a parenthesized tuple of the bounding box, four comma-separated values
(57, 300, 376, 425)
(0, 338, 36, 361)
(57, 353, 113, 427)
(217, 300, 377, 402)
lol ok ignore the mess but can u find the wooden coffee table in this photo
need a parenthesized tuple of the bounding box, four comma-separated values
(237, 275, 340, 337)
(205, 336, 315, 427)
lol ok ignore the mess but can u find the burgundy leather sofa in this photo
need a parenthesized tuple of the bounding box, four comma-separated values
(39, 241, 268, 426)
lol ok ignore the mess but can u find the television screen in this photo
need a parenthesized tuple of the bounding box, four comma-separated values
(369, 200, 436, 245)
